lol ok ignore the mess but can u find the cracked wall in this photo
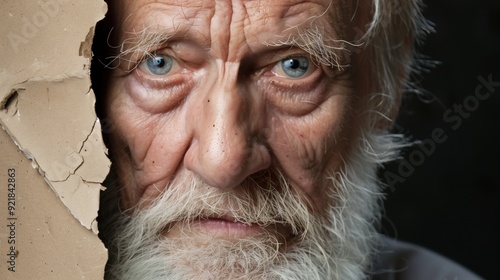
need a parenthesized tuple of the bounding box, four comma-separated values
(0, 0, 109, 278)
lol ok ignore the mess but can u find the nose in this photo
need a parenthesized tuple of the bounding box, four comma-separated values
(184, 67, 271, 189)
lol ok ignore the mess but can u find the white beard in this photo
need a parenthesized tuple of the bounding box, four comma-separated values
(105, 132, 403, 280)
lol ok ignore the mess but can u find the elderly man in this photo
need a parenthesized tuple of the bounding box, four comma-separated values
(91, 0, 481, 279)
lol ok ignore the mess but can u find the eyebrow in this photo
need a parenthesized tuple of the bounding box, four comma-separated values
(108, 27, 177, 71)
(263, 25, 358, 71)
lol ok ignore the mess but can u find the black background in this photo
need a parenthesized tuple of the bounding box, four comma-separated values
(382, 1, 500, 279)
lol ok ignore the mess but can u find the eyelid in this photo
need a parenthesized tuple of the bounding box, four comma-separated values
(130, 44, 172, 67)
(250, 48, 307, 69)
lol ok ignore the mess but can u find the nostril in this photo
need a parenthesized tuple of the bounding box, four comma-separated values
(183, 140, 199, 173)
(183, 140, 271, 190)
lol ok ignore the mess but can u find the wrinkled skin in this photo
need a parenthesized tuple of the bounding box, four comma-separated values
(104, 0, 372, 239)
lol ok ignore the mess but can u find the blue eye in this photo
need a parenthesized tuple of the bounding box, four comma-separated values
(143, 54, 173, 75)
(280, 57, 310, 78)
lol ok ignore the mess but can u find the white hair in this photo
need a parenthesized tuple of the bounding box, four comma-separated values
(362, 0, 433, 128)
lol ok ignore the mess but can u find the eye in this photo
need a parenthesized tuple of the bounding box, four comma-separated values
(274, 56, 311, 79)
(139, 54, 174, 76)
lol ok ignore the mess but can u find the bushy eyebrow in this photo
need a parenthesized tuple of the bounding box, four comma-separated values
(263, 25, 359, 71)
(105, 27, 176, 71)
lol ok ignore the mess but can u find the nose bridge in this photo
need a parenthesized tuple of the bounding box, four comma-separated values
(205, 74, 249, 165)
(185, 62, 270, 189)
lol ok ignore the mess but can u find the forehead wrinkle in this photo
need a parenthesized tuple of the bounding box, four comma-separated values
(113, 0, 354, 67)
(236, 0, 341, 56)
(118, 1, 206, 41)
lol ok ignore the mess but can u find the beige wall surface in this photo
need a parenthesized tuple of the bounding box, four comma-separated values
(0, 0, 109, 278)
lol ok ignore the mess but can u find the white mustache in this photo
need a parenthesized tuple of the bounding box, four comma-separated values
(126, 170, 314, 240)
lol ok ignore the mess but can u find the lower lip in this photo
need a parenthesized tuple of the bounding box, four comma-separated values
(191, 218, 266, 238)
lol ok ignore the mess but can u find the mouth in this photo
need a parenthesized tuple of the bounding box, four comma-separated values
(192, 215, 266, 238)
(163, 214, 295, 241)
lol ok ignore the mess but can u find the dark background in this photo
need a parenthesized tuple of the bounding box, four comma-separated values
(381, 1, 500, 279)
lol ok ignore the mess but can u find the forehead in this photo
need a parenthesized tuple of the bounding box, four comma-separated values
(118, 0, 338, 20)
(115, 0, 354, 42)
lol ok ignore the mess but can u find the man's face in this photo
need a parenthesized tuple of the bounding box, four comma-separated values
(103, 0, 378, 279)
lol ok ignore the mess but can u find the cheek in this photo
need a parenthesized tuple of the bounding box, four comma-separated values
(105, 81, 191, 204)
(267, 93, 357, 211)
(106, 89, 152, 166)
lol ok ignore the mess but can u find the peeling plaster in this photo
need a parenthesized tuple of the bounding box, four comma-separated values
(0, 77, 110, 231)
(0, 0, 108, 278)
